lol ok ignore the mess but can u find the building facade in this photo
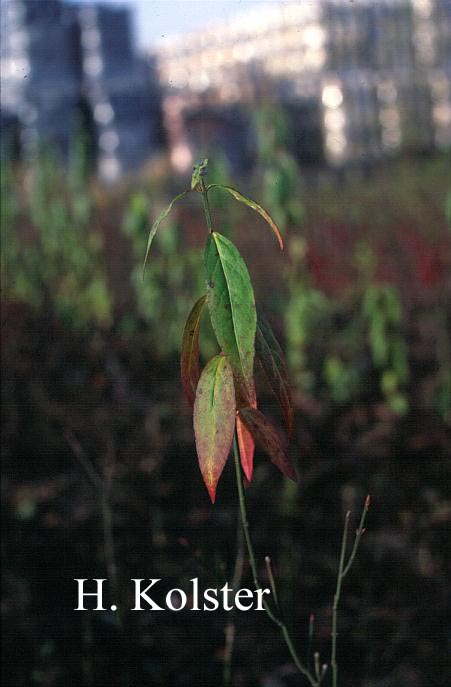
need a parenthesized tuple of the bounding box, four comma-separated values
(1, 0, 163, 180)
(1, 0, 450, 177)
(155, 0, 451, 170)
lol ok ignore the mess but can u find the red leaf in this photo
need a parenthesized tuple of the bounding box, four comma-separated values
(193, 355, 236, 502)
(236, 411, 255, 482)
(180, 295, 206, 406)
(234, 380, 256, 481)
(238, 407, 298, 482)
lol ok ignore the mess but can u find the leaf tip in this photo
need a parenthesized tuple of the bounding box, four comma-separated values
(206, 483, 217, 504)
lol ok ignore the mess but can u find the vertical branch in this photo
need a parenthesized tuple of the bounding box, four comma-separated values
(331, 511, 350, 687)
(200, 178, 213, 233)
(223, 514, 245, 687)
(101, 489, 118, 600)
(331, 497, 370, 687)
(65, 430, 120, 619)
(232, 434, 320, 687)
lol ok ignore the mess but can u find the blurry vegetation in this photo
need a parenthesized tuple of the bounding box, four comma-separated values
(1, 143, 112, 328)
(2, 125, 450, 687)
(252, 103, 304, 231)
(123, 191, 205, 354)
(1, 140, 450, 422)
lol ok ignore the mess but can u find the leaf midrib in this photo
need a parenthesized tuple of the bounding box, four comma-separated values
(213, 233, 250, 388)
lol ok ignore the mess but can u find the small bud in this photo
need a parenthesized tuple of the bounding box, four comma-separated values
(321, 664, 328, 677)
(365, 494, 371, 508)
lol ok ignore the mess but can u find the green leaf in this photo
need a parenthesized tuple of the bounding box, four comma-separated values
(238, 407, 297, 482)
(142, 190, 188, 277)
(256, 311, 293, 439)
(180, 295, 207, 407)
(204, 232, 256, 403)
(193, 354, 236, 503)
(207, 184, 284, 250)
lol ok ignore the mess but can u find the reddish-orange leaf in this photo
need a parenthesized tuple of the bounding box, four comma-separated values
(180, 295, 207, 406)
(236, 412, 255, 482)
(234, 380, 256, 481)
(193, 355, 236, 503)
(238, 407, 298, 482)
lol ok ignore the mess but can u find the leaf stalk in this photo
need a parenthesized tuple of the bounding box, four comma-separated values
(200, 178, 213, 234)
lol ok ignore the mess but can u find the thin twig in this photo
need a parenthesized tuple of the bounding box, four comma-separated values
(341, 496, 370, 580)
(331, 511, 350, 687)
(331, 497, 370, 687)
(307, 614, 315, 669)
(223, 512, 245, 687)
(314, 652, 321, 682)
(65, 430, 119, 611)
(65, 429, 102, 489)
(232, 435, 319, 687)
(265, 556, 280, 610)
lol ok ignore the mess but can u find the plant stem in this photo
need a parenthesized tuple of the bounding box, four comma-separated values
(331, 511, 350, 687)
(331, 497, 370, 687)
(223, 514, 245, 687)
(232, 434, 319, 687)
(200, 179, 214, 233)
(65, 430, 120, 624)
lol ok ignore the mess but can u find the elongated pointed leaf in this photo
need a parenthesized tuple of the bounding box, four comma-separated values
(194, 355, 236, 503)
(142, 190, 188, 276)
(256, 312, 293, 439)
(207, 184, 284, 250)
(181, 295, 207, 406)
(236, 409, 255, 482)
(238, 407, 297, 482)
(234, 378, 256, 481)
(204, 232, 256, 403)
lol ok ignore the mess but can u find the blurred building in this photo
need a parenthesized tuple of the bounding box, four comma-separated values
(155, 0, 451, 170)
(1, 0, 82, 155)
(1, 0, 163, 180)
(1, 0, 450, 177)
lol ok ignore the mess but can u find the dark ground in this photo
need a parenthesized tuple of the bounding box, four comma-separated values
(2, 302, 450, 687)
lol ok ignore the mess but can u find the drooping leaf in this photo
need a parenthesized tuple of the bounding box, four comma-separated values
(142, 190, 188, 277)
(193, 354, 236, 503)
(234, 376, 256, 480)
(238, 407, 297, 482)
(256, 311, 293, 439)
(180, 295, 207, 406)
(236, 408, 255, 482)
(207, 184, 284, 250)
(204, 232, 256, 403)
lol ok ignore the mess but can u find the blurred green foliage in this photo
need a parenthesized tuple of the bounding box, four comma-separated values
(1, 137, 449, 421)
(1, 144, 112, 328)
(252, 104, 303, 231)
(122, 189, 217, 358)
